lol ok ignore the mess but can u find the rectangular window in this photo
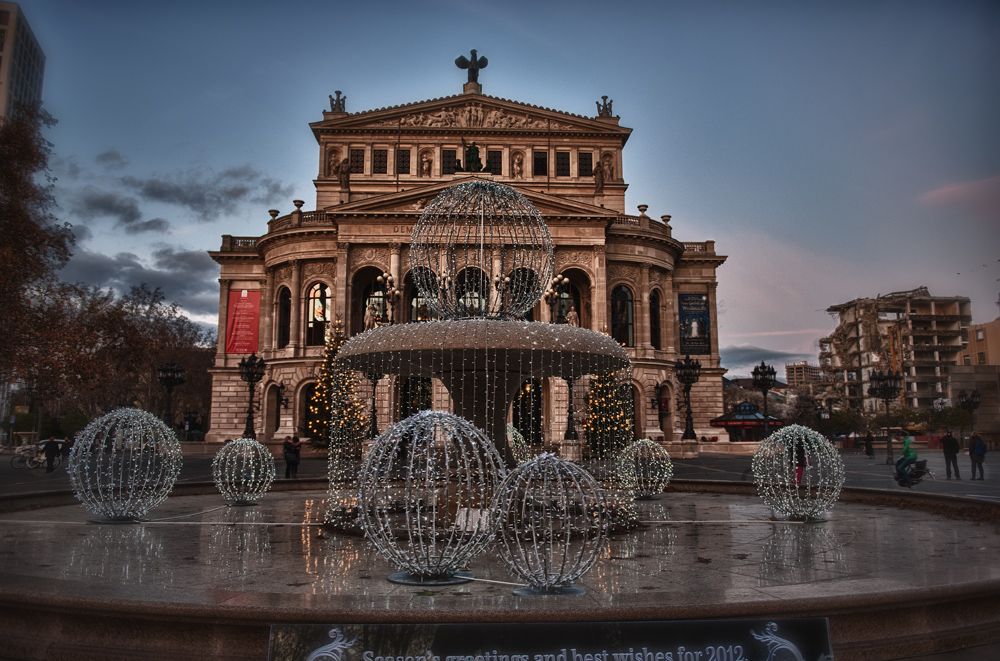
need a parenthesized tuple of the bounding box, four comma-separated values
(373, 149, 388, 174)
(978, 352, 986, 364)
(963, 355, 972, 365)
(396, 149, 410, 175)
(350, 149, 364, 174)
(442, 149, 457, 175)
(579, 152, 593, 177)
(976, 329, 984, 340)
(533, 151, 547, 177)
(487, 150, 502, 175)
(556, 152, 570, 177)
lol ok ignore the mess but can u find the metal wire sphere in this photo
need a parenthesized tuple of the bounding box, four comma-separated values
(212, 437, 276, 505)
(751, 424, 845, 520)
(67, 408, 182, 521)
(358, 410, 506, 581)
(493, 453, 608, 593)
(410, 180, 553, 320)
(507, 424, 530, 464)
(617, 438, 674, 499)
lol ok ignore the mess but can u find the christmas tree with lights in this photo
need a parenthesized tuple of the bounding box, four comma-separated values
(583, 370, 633, 459)
(308, 320, 366, 456)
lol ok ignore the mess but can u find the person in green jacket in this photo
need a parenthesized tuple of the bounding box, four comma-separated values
(895, 434, 918, 486)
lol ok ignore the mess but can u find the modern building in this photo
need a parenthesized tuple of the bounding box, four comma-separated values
(820, 286, 972, 413)
(207, 61, 730, 455)
(0, 2, 45, 121)
(960, 317, 1000, 367)
(784, 361, 822, 390)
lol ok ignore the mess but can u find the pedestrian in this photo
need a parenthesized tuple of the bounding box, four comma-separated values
(969, 432, 987, 480)
(864, 433, 874, 458)
(895, 434, 917, 486)
(939, 430, 960, 480)
(283, 435, 302, 478)
(43, 436, 61, 473)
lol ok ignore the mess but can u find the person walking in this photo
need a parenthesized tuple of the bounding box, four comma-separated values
(969, 432, 987, 480)
(895, 434, 917, 487)
(283, 435, 302, 479)
(940, 430, 961, 480)
(43, 436, 61, 473)
(864, 433, 875, 459)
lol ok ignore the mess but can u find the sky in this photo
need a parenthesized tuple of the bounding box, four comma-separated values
(20, 0, 1000, 380)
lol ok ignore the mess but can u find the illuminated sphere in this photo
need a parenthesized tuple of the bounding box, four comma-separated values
(212, 437, 276, 505)
(617, 438, 673, 499)
(67, 408, 182, 521)
(507, 424, 530, 464)
(751, 424, 845, 520)
(358, 410, 506, 581)
(493, 453, 607, 594)
(410, 180, 553, 320)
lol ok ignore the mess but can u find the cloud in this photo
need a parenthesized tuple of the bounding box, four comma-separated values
(720, 344, 815, 380)
(58, 246, 220, 317)
(920, 175, 1000, 224)
(120, 164, 294, 220)
(95, 149, 128, 170)
(70, 224, 93, 243)
(71, 187, 141, 225)
(124, 218, 171, 234)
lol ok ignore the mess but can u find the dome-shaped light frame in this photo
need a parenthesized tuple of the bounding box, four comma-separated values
(67, 408, 182, 522)
(358, 410, 506, 585)
(617, 438, 674, 499)
(410, 180, 553, 320)
(751, 424, 845, 520)
(493, 453, 607, 595)
(212, 436, 277, 505)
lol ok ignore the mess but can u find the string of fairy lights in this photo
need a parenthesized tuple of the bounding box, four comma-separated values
(212, 436, 276, 505)
(67, 408, 183, 522)
(751, 424, 845, 520)
(617, 438, 674, 499)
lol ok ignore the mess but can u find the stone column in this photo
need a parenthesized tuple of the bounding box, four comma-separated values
(215, 278, 230, 363)
(639, 264, 652, 349)
(707, 281, 720, 361)
(260, 270, 273, 358)
(336, 243, 350, 327)
(289, 260, 301, 357)
(592, 245, 608, 333)
(390, 243, 402, 322)
(663, 271, 676, 354)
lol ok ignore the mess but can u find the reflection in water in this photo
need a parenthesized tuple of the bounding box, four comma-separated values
(205, 507, 273, 577)
(757, 524, 850, 585)
(64, 525, 171, 585)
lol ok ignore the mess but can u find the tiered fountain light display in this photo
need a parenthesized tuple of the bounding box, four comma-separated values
(67, 408, 182, 522)
(751, 424, 845, 520)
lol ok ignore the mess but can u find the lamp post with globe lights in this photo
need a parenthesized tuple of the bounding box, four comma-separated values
(238, 353, 266, 438)
(156, 360, 185, 428)
(868, 370, 904, 464)
(376, 271, 400, 325)
(675, 355, 701, 440)
(752, 361, 777, 439)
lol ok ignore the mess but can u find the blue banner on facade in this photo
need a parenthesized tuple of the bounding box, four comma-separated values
(269, 620, 833, 661)
(678, 293, 711, 355)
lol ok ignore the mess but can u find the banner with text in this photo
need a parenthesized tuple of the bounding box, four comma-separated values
(678, 293, 711, 356)
(268, 620, 832, 661)
(225, 289, 261, 354)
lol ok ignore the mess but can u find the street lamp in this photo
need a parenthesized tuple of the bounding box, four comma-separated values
(376, 271, 400, 325)
(958, 389, 981, 446)
(675, 355, 701, 440)
(751, 361, 777, 439)
(238, 353, 266, 439)
(868, 370, 903, 464)
(157, 360, 186, 428)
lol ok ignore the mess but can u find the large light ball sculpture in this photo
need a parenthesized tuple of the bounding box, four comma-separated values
(358, 410, 505, 585)
(493, 453, 608, 595)
(617, 438, 673, 499)
(212, 436, 276, 505)
(409, 180, 553, 320)
(67, 408, 182, 522)
(751, 424, 845, 520)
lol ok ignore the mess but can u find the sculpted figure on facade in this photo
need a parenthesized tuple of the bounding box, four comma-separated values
(602, 155, 615, 182)
(565, 306, 580, 328)
(512, 152, 524, 179)
(420, 152, 432, 177)
(593, 158, 604, 194)
(331, 157, 350, 190)
(364, 302, 378, 331)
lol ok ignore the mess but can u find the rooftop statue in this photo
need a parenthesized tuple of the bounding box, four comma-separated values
(455, 49, 488, 83)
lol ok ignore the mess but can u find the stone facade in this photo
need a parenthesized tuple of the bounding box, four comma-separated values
(208, 79, 729, 455)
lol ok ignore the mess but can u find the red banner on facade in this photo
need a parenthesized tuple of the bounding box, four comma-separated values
(225, 289, 261, 354)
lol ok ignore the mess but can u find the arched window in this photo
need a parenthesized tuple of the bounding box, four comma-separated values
(277, 287, 291, 349)
(306, 282, 331, 346)
(649, 290, 661, 350)
(456, 267, 489, 317)
(407, 268, 439, 322)
(352, 267, 389, 335)
(611, 285, 634, 347)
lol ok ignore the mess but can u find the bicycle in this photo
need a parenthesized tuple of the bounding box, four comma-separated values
(10, 445, 60, 470)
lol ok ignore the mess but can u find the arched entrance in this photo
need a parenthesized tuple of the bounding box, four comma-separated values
(513, 378, 544, 451)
